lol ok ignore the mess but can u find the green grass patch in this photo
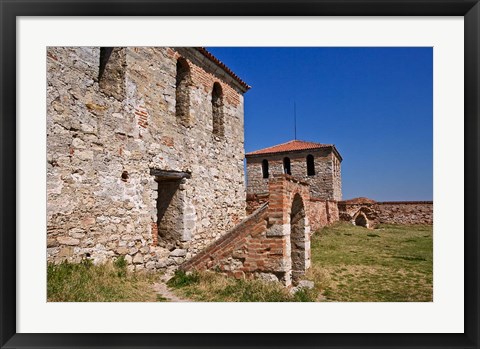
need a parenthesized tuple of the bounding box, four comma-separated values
(48, 222, 432, 303)
(307, 222, 433, 302)
(167, 270, 201, 288)
(169, 222, 432, 302)
(47, 258, 160, 302)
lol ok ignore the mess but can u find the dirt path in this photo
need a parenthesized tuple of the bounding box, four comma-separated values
(152, 282, 190, 302)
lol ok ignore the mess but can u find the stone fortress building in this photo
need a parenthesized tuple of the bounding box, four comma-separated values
(47, 47, 249, 272)
(47, 47, 433, 286)
(246, 139, 343, 201)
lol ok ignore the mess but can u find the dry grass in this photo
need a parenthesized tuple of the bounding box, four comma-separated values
(169, 223, 432, 302)
(168, 270, 319, 302)
(47, 258, 161, 302)
(48, 222, 433, 303)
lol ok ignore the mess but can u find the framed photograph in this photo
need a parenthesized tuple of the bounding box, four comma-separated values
(1, 1, 478, 348)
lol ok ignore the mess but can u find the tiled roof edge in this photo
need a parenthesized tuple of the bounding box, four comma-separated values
(196, 48, 251, 91)
(245, 140, 334, 156)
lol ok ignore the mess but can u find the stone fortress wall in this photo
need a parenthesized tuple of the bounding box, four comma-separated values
(47, 46, 433, 285)
(47, 47, 248, 272)
(375, 202, 433, 225)
(338, 200, 433, 228)
(308, 198, 340, 232)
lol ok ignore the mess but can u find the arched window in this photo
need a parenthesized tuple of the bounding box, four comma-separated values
(262, 159, 269, 179)
(212, 82, 224, 137)
(306, 154, 315, 176)
(283, 157, 291, 175)
(175, 58, 191, 126)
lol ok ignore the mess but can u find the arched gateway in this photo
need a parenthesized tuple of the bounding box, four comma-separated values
(290, 193, 308, 284)
(353, 210, 369, 228)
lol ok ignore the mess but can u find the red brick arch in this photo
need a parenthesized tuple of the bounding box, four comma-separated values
(267, 175, 311, 285)
(182, 174, 313, 287)
(267, 174, 310, 226)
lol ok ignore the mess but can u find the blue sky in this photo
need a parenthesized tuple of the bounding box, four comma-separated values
(207, 47, 433, 201)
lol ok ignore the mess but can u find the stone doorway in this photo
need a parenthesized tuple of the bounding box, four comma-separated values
(151, 169, 191, 249)
(354, 211, 368, 228)
(290, 193, 307, 284)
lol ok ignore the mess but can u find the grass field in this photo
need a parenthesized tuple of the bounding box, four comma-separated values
(47, 257, 162, 302)
(307, 222, 433, 302)
(167, 269, 318, 302)
(169, 222, 433, 302)
(47, 222, 432, 302)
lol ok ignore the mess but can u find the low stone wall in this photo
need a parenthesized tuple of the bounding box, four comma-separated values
(338, 201, 433, 227)
(328, 200, 340, 224)
(307, 200, 328, 231)
(308, 199, 339, 232)
(376, 201, 433, 225)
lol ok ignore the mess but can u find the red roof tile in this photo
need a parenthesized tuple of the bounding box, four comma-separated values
(196, 48, 251, 91)
(246, 140, 334, 156)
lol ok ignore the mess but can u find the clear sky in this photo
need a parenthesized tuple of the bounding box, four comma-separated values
(207, 47, 433, 201)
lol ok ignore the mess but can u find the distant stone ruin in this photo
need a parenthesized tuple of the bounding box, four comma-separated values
(337, 198, 433, 228)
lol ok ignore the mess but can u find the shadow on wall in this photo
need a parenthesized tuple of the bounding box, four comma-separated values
(290, 193, 307, 283)
(156, 179, 183, 247)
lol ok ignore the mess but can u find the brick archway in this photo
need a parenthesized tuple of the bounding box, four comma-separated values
(182, 174, 313, 287)
(266, 175, 311, 286)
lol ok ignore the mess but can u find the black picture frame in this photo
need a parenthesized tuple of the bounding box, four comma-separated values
(1, 1, 478, 348)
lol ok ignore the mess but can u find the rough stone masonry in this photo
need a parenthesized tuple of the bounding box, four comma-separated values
(47, 47, 432, 284)
(47, 47, 249, 273)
